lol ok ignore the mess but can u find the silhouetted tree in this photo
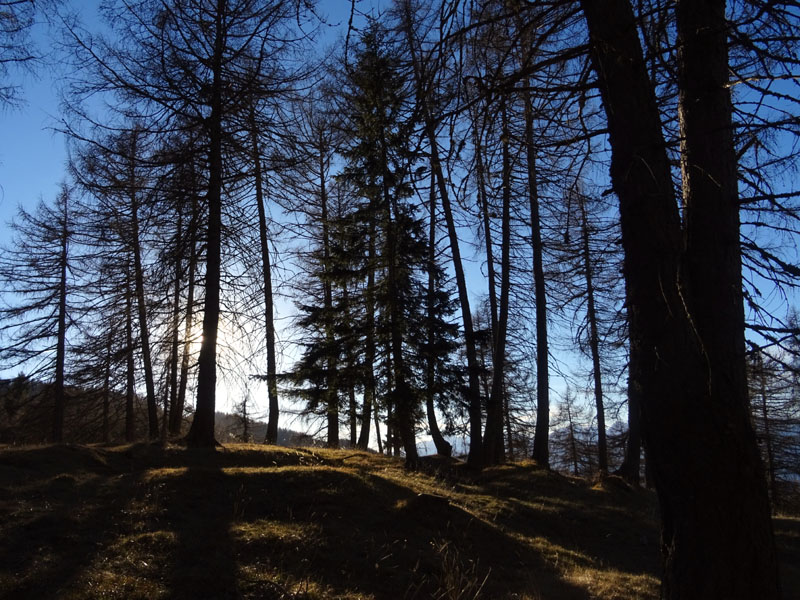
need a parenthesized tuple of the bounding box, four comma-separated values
(580, 0, 780, 594)
(0, 185, 74, 442)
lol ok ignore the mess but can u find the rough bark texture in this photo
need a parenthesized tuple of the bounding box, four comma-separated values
(580, 0, 780, 596)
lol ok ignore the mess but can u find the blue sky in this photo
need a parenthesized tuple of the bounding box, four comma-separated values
(0, 58, 65, 233)
(0, 1, 378, 235)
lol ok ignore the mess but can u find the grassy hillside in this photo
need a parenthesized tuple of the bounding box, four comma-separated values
(0, 444, 797, 599)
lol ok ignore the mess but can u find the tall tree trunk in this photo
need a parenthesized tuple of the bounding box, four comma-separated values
(127, 133, 158, 440)
(400, 10, 483, 466)
(373, 402, 383, 454)
(102, 328, 112, 444)
(319, 136, 339, 450)
(52, 194, 69, 443)
(384, 343, 395, 457)
(166, 212, 183, 440)
(756, 349, 777, 506)
(524, 91, 550, 468)
(125, 268, 136, 442)
(504, 384, 514, 460)
(250, 106, 280, 445)
(426, 171, 452, 457)
(187, 2, 225, 448)
(577, 194, 607, 473)
(617, 349, 642, 485)
(566, 398, 579, 476)
(171, 193, 198, 435)
(357, 229, 377, 450)
(483, 103, 511, 466)
(348, 385, 357, 447)
(380, 143, 418, 468)
(472, 106, 499, 340)
(580, 0, 779, 595)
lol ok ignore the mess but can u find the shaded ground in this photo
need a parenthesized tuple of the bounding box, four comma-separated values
(0, 443, 794, 599)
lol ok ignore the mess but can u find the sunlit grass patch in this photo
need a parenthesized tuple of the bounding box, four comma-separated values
(566, 567, 660, 599)
(10, 443, 792, 599)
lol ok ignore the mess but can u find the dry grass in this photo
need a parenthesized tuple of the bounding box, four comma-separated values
(0, 443, 793, 599)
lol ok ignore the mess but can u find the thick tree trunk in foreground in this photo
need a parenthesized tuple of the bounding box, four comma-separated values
(580, 0, 779, 596)
(186, 2, 225, 448)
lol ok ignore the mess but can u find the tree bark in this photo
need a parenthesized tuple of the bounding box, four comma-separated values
(357, 229, 377, 450)
(171, 192, 198, 435)
(102, 328, 112, 444)
(426, 171, 452, 457)
(250, 106, 280, 445)
(577, 194, 607, 474)
(524, 91, 550, 469)
(579, 0, 780, 595)
(483, 103, 511, 466)
(400, 9, 483, 466)
(186, 0, 225, 448)
(124, 268, 136, 442)
(52, 192, 69, 444)
(166, 212, 183, 440)
(127, 133, 159, 440)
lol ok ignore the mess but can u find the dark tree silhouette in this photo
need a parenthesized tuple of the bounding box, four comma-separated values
(580, 0, 780, 595)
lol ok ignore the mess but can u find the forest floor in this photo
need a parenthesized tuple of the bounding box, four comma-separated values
(0, 443, 797, 599)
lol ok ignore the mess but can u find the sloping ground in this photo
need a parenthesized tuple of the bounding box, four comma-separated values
(0, 443, 796, 599)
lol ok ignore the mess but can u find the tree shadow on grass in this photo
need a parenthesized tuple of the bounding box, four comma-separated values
(222, 466, 593, 599)
(159, 449, 240, 600)
(0, 444, 143, 599)
(451, 464, 662, 578)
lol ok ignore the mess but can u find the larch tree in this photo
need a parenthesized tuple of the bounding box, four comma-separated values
(579, 0, 780, 595)
(0, 185, 74, 443)
(397, 0, 486, 466)
(64, 0, 308, 447)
